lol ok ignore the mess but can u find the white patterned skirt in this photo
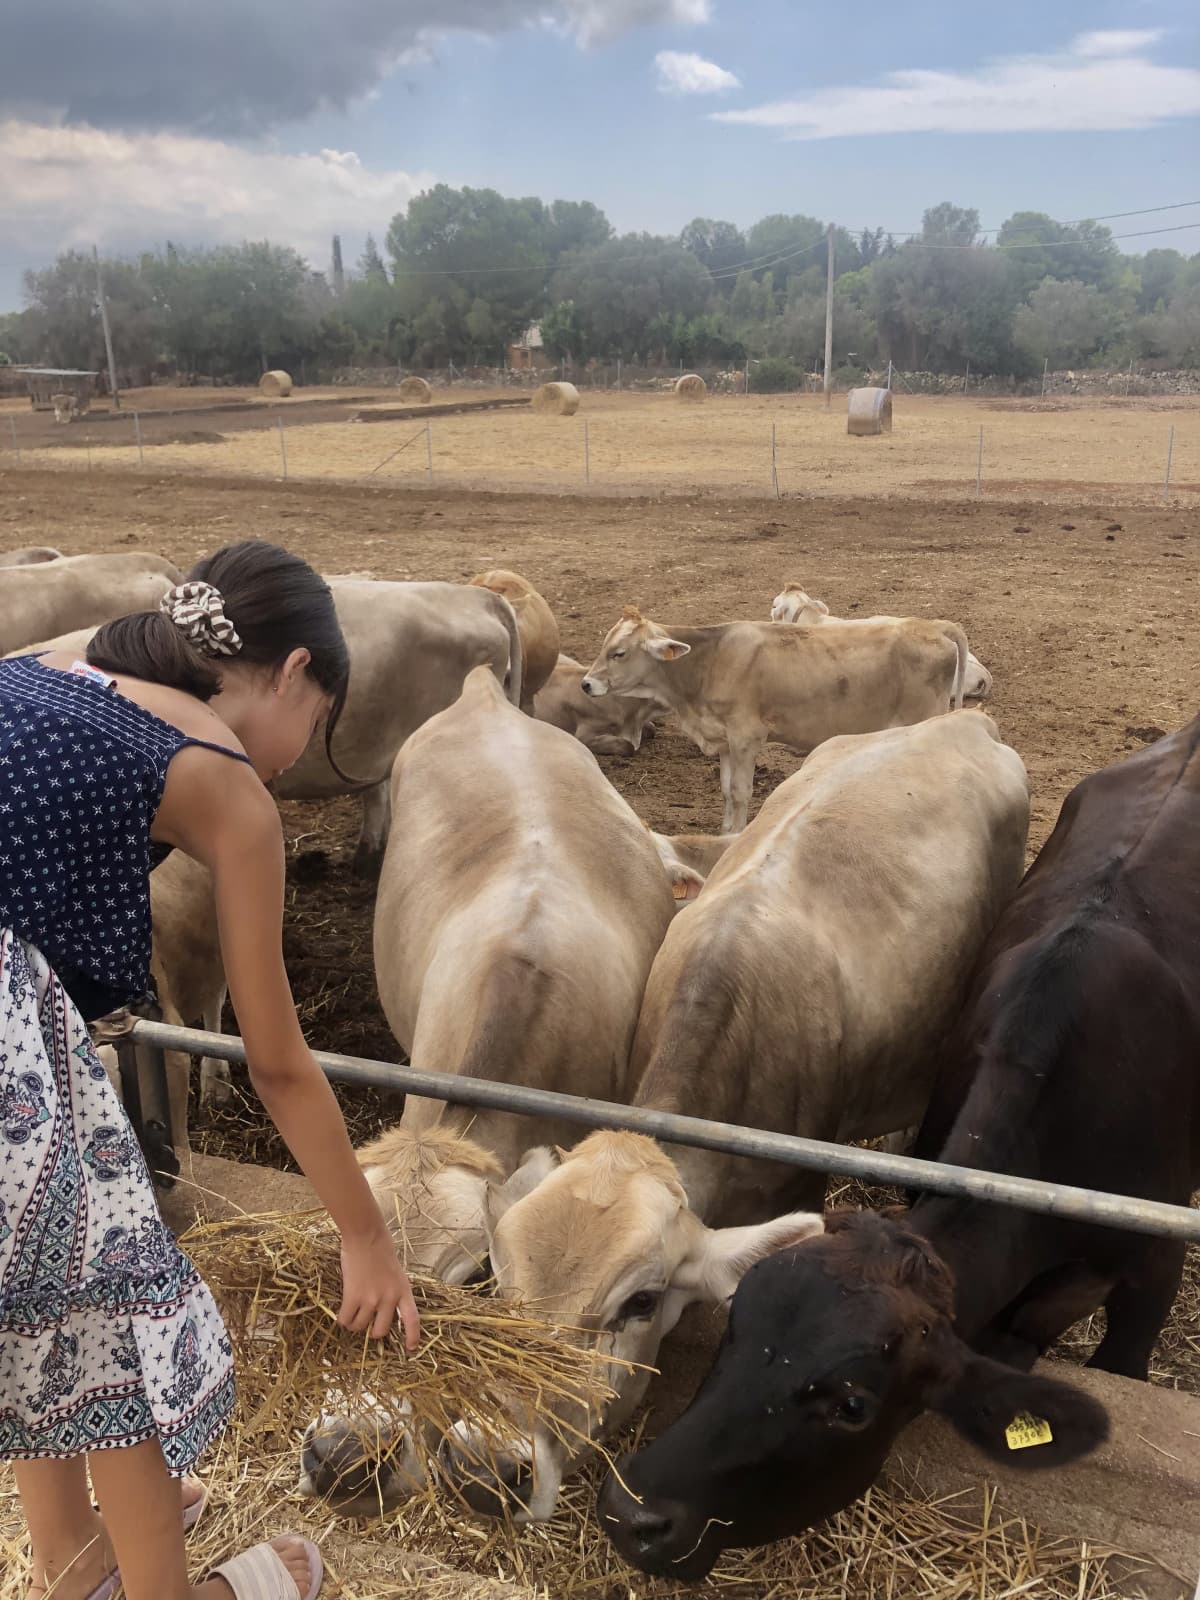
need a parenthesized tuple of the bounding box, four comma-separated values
(0, 929, 235, 1472)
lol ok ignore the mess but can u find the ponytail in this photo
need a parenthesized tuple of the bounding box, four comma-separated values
(88, 612, 222, 700)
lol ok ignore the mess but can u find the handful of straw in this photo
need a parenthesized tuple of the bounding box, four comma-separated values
(181, 1209, 617, 1462)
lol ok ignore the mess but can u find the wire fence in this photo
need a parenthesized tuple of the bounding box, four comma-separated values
(2, 385, 1197, 505)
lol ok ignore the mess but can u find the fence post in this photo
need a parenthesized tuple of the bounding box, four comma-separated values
(1041, 358, 1049, 399)
(771, 421, 779, 499)
(8, 415, 18, 463)
(963, 359, 969, 394)
(616, 357, 621, 392)
(425, 420, 433, 482)
(1163, 425, 1175, 500)
(975, 426, 983, 497)
(1125, 358, 1134, 396)
(134, 411, 143, 468)
(277, 415, 287, 480)
(583, 417, 590, 486)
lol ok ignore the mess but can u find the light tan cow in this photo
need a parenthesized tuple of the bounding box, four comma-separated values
(276, 578, 523, 871)
(0, 546, 63, 567)
(771, 581, 993, 702)
(583, 605, 970, 832)
(94, 850, 228, 1169)
(0, 552, 181, 655)
(299, 665, 678, 1509)
(468, 569, 559, 710)
(645, 829, 736, 907)
(446, 713, 1030, 1519)
(533, 653, 662, 756)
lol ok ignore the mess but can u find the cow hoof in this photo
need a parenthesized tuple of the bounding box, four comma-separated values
(200, 1058, 233, 1108)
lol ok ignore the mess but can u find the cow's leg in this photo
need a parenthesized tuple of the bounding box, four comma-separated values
(1087, 1239, 1186, 1381)
(353, 780, 391, 877)
(582, 734, 638, 757)
(198, 987, 232, 1108)
(719, 742, 757, 834)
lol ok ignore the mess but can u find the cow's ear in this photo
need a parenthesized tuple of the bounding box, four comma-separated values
(932, 1347, 1109, 1469)
(674, 1211, 825, 1305)
(670, 866, 705, 905)
(485, 1147, 559, 1229)
(643, 637, 691, 662)
(813, 597, 830, 616)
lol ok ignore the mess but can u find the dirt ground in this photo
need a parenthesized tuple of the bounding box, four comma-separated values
(4, 389, 1198, 504)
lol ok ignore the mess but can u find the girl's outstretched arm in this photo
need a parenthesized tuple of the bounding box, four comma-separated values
(159, 748, 420, 1347)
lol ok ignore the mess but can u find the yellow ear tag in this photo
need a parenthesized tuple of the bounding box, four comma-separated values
(672, 880, 690, 901)
(1005, 1413, 1054, 1451)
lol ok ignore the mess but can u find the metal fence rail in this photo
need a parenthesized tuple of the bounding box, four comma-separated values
(127, 1018, 1200, 1244)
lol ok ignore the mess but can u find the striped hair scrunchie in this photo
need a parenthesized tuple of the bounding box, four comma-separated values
(160, 580, 243, 657)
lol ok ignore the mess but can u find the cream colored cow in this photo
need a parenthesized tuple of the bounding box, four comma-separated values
(446, 712, 1030, 1520)
(299, 665, 679, 1509)
(0, 546, 63, 567)
(770, 582, 993, 701)
(0, 552, 181, 655)
(533, 653, 662, 756)
(276, 578, 523, 871)
(468, 569, 559, 709)
(582, 606, 971, 832)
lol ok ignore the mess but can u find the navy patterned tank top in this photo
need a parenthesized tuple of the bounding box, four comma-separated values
(0, 655, 251, 1021)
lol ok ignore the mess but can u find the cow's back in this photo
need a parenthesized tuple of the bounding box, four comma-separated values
(0, 555, 179, 655)
(632, 715, 1029, 1214)
(376, 670, 675, 1153)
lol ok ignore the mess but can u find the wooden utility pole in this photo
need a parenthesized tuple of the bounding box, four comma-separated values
(823, 223, 834, 408)
(94, 246, 121, 409)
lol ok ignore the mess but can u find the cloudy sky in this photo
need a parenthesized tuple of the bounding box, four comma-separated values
(3, 0, 1199, 309)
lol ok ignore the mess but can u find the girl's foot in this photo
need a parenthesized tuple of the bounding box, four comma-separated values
(202, 1536, 319, 1599)
(27, 1480, 205, 1600)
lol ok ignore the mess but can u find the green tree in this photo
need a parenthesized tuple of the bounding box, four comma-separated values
(539, 300, 587, 362)
(358, 235, 388, 282)
(679, 218, 748, 282)
(1013, 279, 1113, 367)
(996, 211, 1118, 297)
(548, 235, 711, 359)
(921, 203, 981, 246)
(871, 243, 1021, 371)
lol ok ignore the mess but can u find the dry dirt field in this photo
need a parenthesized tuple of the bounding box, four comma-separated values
(5, 388, 1198, 504)
(2, 466, 1200, 1598)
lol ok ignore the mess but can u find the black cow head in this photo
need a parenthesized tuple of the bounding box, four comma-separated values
(598, 1209, 1109, 1580)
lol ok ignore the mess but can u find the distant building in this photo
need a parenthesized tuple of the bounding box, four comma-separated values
(507, 322, 544, 371)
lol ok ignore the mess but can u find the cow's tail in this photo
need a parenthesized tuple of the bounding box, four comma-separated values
(947, 623, 968, 711)
(489, 591, 524, 708)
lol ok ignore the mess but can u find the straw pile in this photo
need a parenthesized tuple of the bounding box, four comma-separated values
(674, 373, 707, 402)
(260, 369, 294, 398)
(0, 1207, 1173, 1600)
(398, 376, 433, 404)
(531, 381, 580, 416)
(847, 386, 892, 436)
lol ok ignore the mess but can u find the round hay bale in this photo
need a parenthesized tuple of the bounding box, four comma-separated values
(397, 375, 433, 404)
(531, 381, 580, 416)
(259, 369, 293, 398)
(847, 385, 893, 436)
(674, 373, 708, 402)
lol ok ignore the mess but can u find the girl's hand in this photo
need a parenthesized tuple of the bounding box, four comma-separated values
(339, 1227, 421, 1349)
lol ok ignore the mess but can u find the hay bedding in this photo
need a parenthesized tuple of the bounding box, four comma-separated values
(0, 1210, 1166, 1600)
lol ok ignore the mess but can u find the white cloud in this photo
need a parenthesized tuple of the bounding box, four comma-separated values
(713, 29, 1199, 139)
(655, 49, 740, 94)
(0, 120, 431, 272)
(1073, 29, 1163, 58)
(564, 0, 710, 47)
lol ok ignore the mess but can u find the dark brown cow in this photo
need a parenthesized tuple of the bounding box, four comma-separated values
(600, 716, 1200, 1577)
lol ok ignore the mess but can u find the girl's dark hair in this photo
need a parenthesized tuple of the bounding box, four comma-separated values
(88, 540, 350, 767)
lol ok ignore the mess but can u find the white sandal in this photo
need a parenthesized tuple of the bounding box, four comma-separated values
(210, 1537, 324, 1600)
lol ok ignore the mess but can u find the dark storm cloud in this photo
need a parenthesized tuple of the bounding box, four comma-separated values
(0, 0, 710, 134)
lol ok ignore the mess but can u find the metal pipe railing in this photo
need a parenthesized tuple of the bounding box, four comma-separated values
(131, 1018, 1200, 1244)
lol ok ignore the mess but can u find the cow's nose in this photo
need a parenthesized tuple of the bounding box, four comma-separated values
(438, 1435, 532, 1518)
(580, 677, 595, 696)
(627, 1504, 677, 1551)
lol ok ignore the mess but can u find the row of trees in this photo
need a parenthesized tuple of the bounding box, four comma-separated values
(2, 190, 1198, 382)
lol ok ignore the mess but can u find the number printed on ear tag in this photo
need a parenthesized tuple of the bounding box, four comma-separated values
(1005, 1412, 1054, 1451)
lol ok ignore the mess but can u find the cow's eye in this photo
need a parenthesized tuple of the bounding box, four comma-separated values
(613, 1289, 660, 1325)
(611, 648, 627, 659)
(832, 1393, 874, 1430)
